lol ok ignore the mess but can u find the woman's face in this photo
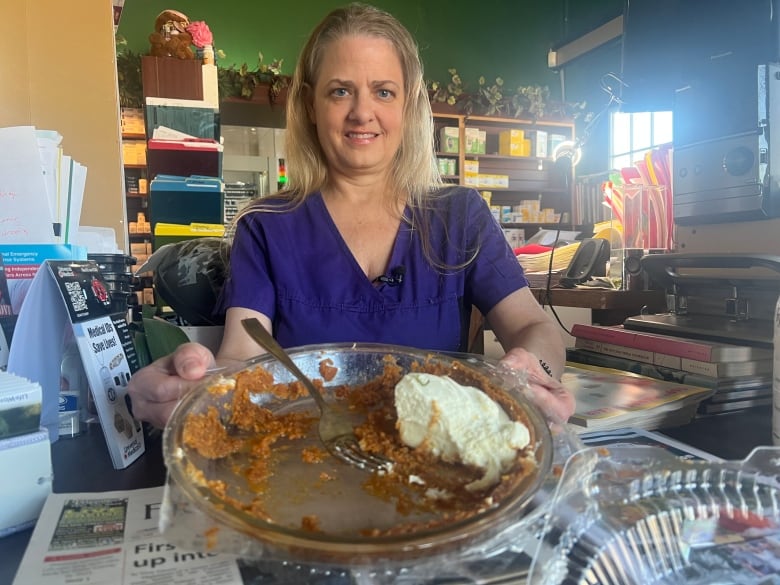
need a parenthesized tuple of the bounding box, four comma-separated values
(307, 35, 405, 181)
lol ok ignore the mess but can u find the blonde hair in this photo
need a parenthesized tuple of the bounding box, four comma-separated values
(236, 4, 475, 271)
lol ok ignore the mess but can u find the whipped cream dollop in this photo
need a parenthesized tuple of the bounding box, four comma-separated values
(394, 372, 531, 491)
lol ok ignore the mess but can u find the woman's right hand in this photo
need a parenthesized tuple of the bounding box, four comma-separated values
(127, 342, 216, 429)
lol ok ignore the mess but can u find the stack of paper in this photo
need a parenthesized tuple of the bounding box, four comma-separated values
(0, 126, 87, 246)
(517, 242, 580, 273)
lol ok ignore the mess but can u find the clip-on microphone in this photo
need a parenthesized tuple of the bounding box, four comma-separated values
(375, 265, 405, 286)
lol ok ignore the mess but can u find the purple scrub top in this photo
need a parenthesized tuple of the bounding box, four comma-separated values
(220, 186, 528, 352)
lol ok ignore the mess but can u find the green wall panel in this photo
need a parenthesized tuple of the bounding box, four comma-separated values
(118, 1, 577, 95)
(118, 0, 621, 170)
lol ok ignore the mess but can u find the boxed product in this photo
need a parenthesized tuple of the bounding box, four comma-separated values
(464, 159, 479, 187)
(525, 130, 549, 158)
(502, 228, 525, 248)
(499, 129, 525, 157)
(439, 127, 459, 154)
(464, 128, 486, 154)
(549, 133, 568, 156)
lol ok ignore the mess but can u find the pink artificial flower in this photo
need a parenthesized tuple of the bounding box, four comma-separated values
(186, 21, 213, 48)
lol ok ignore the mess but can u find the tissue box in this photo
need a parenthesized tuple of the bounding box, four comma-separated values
(0, 429, 52, 536)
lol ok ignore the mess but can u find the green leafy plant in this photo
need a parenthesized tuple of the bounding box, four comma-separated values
(470, 76, 505, 117)
(427, 68, 588, 121)
(428, 68, 465, 107)
(130, 305, 190, 368)
(509, 84, 549, 119)
(114, 39, 290, 107)
(115, 35, 144, 108)
(217, 53, 289, 103)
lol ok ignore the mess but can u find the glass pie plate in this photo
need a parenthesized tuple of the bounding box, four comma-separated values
(160, 343, 559, 571)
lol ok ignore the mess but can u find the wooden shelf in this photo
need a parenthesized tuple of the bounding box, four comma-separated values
(124, 163, 147, 169)
(531, 288, 667, 325)
(122, 132, 146, 140)
(500, 222, 591, 229)
(433, 112, 575, 224)
(465, 153, 550, 162)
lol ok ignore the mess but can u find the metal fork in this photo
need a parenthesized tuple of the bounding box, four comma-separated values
(240, 318, 391, 472)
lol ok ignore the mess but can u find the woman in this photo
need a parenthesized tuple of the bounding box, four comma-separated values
(128, 3, 574, 428)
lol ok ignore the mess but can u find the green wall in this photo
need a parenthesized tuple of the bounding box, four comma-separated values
(118, 0, 623, 170)
(118, 1, 594, 97)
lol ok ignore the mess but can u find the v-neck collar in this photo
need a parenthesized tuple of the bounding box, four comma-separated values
(312, 192, 411, 291)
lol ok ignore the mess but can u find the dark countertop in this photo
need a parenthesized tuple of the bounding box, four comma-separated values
(1, 407, 774, 585)
(1, 425, 166, 585)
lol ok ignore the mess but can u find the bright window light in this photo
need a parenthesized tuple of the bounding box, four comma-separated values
(610, 110, 673, 169)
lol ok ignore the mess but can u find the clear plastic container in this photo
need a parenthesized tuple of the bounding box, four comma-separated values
(528, 445, 780, 585)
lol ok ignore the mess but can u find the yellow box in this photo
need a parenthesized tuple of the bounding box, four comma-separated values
(492, 175, 509, 189)
(499, 129, 525, 157)
(463, 159, 479, 187)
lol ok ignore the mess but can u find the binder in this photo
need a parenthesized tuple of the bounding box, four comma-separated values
(146, 138, 222, 180)
(149, 175, 224, 248)
(144, 97, 220, 140)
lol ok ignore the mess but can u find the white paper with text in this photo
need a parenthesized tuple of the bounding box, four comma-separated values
(12, 487, 242, 585)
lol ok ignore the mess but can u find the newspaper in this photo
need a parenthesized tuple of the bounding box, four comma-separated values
(12, 485, 533, 585)
(13, 486, 242, 585)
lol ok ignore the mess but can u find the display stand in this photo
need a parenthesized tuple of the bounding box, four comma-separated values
(7, 260, 144, 469)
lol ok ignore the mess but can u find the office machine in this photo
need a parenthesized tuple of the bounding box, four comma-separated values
(623, 253, 780, 348)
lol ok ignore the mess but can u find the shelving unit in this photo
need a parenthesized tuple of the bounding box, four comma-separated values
(120, 108, 154, 307)
(432, 111, 587, 240)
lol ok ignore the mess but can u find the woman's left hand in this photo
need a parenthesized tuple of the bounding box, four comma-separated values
(499, 347, 575, 424)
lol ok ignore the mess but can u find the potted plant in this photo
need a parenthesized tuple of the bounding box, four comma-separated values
(217, 53, 290, 106)
(427, 68, 589, 122)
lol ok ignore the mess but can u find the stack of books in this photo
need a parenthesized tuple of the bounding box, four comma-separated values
(567, 324, 773, 415)
(0, 370, 52, 536)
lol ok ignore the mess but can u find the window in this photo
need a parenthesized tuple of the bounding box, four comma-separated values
(609, 111, 672, 170)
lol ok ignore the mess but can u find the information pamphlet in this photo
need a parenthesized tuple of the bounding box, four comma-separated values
(7, 260, 144, 466)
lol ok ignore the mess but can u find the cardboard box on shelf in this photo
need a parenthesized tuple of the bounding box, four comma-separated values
(549, 133, 568, 156)
(439, 127, 459, 153)
(499, 129, 525, 157)
(525, 130, 548, 158)
(502, 228, 525, 248)
(464, 159, 479, 187)
(465, 128, 486, 154)
(477, 174, 509, 189)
